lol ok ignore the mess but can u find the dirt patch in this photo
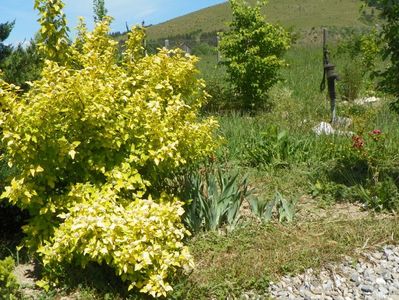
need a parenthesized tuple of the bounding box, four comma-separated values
(295, 195, 372, 223)
(13, 262, 41, 299)
(242, 194, 374, 224)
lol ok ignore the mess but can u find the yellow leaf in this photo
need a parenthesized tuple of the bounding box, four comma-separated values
(68, 150, 76, 159)
(36, 279, 50, 292)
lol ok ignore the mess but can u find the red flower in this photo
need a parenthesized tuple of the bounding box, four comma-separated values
(371, 129, 382, 135)
(352, 135, 365, 149)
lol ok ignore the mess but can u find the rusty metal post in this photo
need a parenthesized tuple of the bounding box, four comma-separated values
(320, 28, 339, 123)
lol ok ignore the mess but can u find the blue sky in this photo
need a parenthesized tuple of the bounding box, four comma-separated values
(0, 0, 226, 45)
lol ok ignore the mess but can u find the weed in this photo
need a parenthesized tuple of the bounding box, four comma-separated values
(339, 57, 365, 101)
(249, 192, 296, 223)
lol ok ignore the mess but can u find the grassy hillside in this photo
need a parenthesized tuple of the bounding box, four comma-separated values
(146, 0, 366, 40)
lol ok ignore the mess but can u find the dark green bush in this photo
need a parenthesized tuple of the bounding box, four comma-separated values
(1, 41, 42, 91)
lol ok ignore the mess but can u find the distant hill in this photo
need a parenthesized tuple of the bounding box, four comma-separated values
(145, 0, 367, 41)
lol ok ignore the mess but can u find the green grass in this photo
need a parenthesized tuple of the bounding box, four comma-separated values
(146, 0, 367, 41)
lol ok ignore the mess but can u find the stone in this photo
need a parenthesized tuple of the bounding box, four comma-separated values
(310, 286, 322, 295)
(384, 248, 395, 257)
(333, 116, 353, 129)
(266, 246, 399, 300)
(350, 273, 361, 285)
(364, 267, 374, 277)
(313, 122, 335, 135)
(372, 252, 383, 260)
(354, 96, 380, 105)
(322, 279, 334, 291)
(361, 284, 374, 293)
(375, 277, 386, 285)
(383, 272, 393, 282)
(378, 286, 389, 295)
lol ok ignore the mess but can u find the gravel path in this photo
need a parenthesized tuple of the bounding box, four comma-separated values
(268, 245, 399, 299)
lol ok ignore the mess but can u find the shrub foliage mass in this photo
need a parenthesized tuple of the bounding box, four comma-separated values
(0, 13, 218, 297)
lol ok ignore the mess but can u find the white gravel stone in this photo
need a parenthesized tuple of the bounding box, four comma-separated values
(267, 245, 399, 299)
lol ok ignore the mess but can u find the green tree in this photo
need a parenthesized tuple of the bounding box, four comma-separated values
(219, 0, 290, 111)
(0, 21, 15, 63)
(93, 0, 108, 23)
(1, 40, 43, 91)
(363, 0, 399, 113)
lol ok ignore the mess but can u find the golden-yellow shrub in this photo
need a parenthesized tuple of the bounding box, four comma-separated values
(0, 17, 218, 297)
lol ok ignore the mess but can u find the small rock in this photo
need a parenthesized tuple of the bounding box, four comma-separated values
(310, 286, 322, 295)
(378, 286, 389, 295)
(375, 277, 386, 285)
(334, 278, 342, 288)
(276, 291, 289, 298)
(322, 279, 334, 291)
(333, 116, 353, 129)
(313, 122, 335, 135)
(384, 248, 394, 257)
(372, 252, 383, 260)
(354, 96, 380, 105)
(303, 290, 313, 300)
(350, 273, 361, 285)
(364, 267, 374, 277)
(360, 285, 374, 293)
